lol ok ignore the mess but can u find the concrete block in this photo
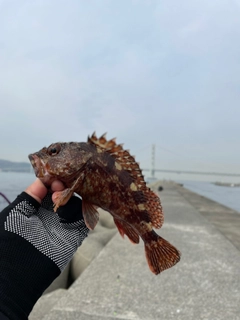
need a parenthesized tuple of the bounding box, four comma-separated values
(70, 224, 116, 280)
(29, 289, 66, 320)
(98, 208, 116, 229)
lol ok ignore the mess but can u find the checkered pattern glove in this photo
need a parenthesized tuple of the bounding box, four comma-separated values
(0, 192, 89, 320)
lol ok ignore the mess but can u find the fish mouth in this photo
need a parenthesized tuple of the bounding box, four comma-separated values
(28, 154, 51, 181)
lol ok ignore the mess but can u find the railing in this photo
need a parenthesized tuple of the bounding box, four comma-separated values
(0, 192, 11, 204)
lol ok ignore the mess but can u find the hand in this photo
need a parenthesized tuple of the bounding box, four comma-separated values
(0, 179, 89, 320)
(25, 178, 66, 204)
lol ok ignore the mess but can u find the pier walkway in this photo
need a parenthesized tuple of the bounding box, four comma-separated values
(30, 181, 240, 320)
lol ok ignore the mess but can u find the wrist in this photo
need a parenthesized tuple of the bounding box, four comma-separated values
(0, 228, 60, 320)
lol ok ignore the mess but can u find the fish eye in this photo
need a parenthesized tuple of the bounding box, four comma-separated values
(47, 144, 61, 156)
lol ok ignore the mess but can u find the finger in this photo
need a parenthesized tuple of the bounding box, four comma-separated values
(25, 179, 48, 203)
(52, 191, 69, 206)
(51, 180, 65, 192)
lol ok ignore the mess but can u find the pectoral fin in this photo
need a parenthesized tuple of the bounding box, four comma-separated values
(53, 188, 74, 212)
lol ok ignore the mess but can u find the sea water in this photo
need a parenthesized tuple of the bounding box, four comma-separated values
(0, 172, 239, 213)
(0, 172, 35, 210)
(177, 180, 240, 213)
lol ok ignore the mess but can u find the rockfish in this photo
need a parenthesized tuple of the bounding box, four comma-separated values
(28, 133, 181, 274)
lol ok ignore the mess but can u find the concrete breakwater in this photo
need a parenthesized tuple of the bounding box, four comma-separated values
(30, 181, 240, 320)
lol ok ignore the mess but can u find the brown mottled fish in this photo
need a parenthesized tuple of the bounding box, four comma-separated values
(28, 133, 181, 274)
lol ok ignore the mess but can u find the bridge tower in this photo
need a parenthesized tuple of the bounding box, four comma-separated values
(151, 144, 155, 178)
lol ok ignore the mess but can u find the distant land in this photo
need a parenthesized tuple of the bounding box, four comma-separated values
(0, 159, 31, 172)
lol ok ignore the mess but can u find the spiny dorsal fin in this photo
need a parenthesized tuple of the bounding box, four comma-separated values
(88, 132, 115, 149)
(88, 132, 146, 188)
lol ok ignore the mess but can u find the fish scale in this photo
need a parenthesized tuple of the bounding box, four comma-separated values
(29, 133, 181, 274)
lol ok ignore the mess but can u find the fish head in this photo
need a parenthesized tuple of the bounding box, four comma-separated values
(28, 142, 92, 187)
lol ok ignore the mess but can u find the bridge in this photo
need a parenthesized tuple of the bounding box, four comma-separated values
(142, 168, 240, 177)
(141, 144, 240, 178)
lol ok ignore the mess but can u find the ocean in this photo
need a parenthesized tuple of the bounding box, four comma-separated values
(0, 172, 34, 210)
(0, 172, 239, 213)
(177, 179, 240, 213)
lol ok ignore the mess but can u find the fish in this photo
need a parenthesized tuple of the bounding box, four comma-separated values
(28, 133, 181, 274)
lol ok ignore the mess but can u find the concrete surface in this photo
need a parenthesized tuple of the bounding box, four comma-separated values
(29, 289, 67, 320)
(31, 181, 240, 320)
(176, 183, 240, 250)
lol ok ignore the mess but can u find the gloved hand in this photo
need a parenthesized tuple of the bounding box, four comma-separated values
(0, 180, 89, 320)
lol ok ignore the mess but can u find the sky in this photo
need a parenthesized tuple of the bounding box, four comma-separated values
(0, 0, 240, 179)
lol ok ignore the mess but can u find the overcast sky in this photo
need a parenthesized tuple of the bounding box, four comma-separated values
(0, 0, 240, 176)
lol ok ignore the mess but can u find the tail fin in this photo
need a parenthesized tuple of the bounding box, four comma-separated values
(145, 235, 181, 274)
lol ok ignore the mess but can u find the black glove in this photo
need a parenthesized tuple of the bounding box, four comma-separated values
(0, 192, 89, 320)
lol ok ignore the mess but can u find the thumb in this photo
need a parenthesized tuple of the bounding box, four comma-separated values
(25, 179, 48, 203)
